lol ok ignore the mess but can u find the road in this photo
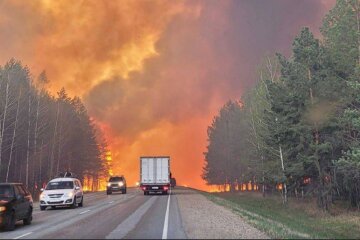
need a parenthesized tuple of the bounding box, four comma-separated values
(0, 188, 187, 239)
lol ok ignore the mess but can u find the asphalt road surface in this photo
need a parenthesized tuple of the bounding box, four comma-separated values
(0, 188, 187, 239)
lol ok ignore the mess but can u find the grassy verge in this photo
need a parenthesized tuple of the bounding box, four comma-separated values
(201, 191, 360, 239)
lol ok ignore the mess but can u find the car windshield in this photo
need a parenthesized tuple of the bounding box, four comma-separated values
(46, 181, 74, 190)
(109, 177, 123, 182)
(0, 185, 14, 198)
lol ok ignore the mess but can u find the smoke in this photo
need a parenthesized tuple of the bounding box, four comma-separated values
(0, 0, 335, 190)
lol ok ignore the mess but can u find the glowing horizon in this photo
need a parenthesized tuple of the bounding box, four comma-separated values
(0, 0, 335, 191)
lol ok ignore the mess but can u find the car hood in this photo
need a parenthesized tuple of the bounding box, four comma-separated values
(43, 189, 74, 195)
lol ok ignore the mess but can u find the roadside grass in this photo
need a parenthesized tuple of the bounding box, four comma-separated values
(201, 191, 360, 239)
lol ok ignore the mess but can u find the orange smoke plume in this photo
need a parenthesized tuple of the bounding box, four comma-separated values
(0, 0, 335, 191)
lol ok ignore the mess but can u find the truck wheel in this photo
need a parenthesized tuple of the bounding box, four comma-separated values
(107, 191, 112, 195)
(40, 206, 46, 211)
(144, 191, 147, 196)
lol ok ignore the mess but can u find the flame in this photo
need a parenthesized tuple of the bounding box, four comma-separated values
(207, 181, 261, 193)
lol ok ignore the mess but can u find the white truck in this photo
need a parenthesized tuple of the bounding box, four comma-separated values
(140, 156, 170, 195)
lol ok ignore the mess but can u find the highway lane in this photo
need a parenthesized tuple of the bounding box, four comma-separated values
(0, 188, 187, 239)
(123, 191, 186, 239)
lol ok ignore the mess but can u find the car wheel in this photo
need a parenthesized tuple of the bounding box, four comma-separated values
(79, 196, 83, 207)
(5, 211, 16, 231)
(51, 206, 56, 210)
(23, 208, 32, 225)
(40, 206, 46, 211)
(70, 197, 77, 209)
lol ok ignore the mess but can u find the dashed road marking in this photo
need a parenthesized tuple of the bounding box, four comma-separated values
(13, 232, 33, 239)
(79, 210, 91, 215)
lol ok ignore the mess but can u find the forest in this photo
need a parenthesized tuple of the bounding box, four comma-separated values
(203, 0, 360, 210)
(0, 59, 110, 196)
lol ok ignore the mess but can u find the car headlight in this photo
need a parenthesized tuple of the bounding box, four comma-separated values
(118, 182, 124, 187)
(66, 192, 74, 198)
(40, 193, 46, 199)
(107, 183, 111, 187)
(0, 206, 6, 212)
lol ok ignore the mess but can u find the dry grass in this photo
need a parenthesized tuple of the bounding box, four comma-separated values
(203, 191, 360, 239)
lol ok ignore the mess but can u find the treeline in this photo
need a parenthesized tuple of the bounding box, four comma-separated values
(0, 59, 109, 195)
(203, 0, 360, 210)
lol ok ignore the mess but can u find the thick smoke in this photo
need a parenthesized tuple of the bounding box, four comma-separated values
(0, 0, 335, 189)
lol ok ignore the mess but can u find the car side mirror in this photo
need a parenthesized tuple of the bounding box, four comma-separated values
(40, 188, 44, 192)
(75, 186, 80, 190)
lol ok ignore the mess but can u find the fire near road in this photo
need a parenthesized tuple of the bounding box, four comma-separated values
(0, 187, 267, 239)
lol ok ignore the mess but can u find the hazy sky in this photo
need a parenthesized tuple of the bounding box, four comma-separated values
(0, 0, 335, 190)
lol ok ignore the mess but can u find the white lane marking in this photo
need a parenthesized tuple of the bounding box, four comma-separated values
(162, 190, 171, 240)
(79, 209, 91, 215)
(109, 201, 114, 204)
(106, 196, 157, 239)
(13, 232, 33, 239)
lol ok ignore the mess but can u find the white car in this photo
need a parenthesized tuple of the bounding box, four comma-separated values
(39, 177, 83, 210)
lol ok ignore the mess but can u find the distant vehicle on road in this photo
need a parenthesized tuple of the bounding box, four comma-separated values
(140, 156, 170, 195)
(0, 183, 33, 231)
(40, 173, 83, 210)
(170, 178, 177, 188)
(107, 176, 127, 195)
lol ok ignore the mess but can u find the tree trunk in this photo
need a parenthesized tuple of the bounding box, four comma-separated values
(56, 110, 63, 174)
(39, 139, 44, 183)
(32, 92, 40, 189)
(279, 144, 287, 204)
(50, 101, 60, 178)
(249, 107, 266, 197)
(26, 91, 31, 186)
(6, 88, 21, 182)
(0, 77, 10, 173)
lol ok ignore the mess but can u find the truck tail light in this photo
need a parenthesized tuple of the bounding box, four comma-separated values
(164, 186, 169, 191)
(141, 186, 146, 191)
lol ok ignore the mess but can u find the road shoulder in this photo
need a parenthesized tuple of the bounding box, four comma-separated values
(176, 188, 268, 239)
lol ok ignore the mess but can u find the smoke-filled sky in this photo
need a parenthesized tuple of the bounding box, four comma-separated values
(0, 0, 335, 190)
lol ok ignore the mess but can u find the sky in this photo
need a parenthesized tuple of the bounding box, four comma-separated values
(0, 0, 336, 190)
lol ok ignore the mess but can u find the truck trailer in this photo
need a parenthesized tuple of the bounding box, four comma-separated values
(140, 156, 170, 195)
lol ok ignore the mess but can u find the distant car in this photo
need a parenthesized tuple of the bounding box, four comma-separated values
(40, 177, 83, 210)
(170, 178, 176, 188)
(107, 176, 127, 195)
(0, 183, 33, 231)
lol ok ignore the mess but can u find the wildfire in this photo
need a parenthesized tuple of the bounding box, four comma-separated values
(106, 151, 113, 176)
(82, 150, 113, 192)
(208, 181, 260, 193)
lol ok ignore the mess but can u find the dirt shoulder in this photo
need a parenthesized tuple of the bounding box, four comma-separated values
(175, 188, 268, 239)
